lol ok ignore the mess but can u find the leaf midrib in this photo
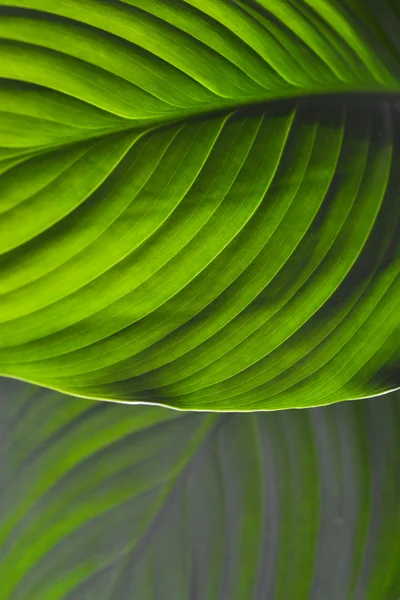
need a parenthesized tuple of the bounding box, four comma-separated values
(12, 87, 400, 161)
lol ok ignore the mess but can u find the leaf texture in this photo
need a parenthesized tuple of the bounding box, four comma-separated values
(0, 1, 399, 409)
(1, 379, 400, 599)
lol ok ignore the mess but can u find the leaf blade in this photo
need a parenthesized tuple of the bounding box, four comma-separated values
(0, 1, 399, 408)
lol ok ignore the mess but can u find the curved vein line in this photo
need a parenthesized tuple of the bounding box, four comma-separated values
(0, 133, 142, 256)
(0, 115, 235, 335)
(0, 15, 214, 106)
(0, 111, 289, 364)
(1, 110, 296, 371)
(0, 125, 182, 297)
(4, 414, 217, 599)
(107, 113, 337, 387)
(209, 267, 399, 409)
(151, 110, 389, 396)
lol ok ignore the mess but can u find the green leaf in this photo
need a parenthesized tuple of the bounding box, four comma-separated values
(1, 378, 400, 599)
(0, 0, 399, 409)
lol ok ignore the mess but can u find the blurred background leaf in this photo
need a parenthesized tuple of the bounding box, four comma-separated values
(0, 378, 399, 599)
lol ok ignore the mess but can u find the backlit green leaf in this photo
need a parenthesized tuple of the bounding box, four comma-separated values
(0, 1, 399, 409)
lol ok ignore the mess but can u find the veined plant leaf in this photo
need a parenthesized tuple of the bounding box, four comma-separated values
(1, 378, 400, 599)
(0, 0, 399, 409)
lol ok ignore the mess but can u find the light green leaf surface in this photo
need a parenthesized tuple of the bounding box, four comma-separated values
(0, 0, 399, 409)
(1, 378, 400, 599)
